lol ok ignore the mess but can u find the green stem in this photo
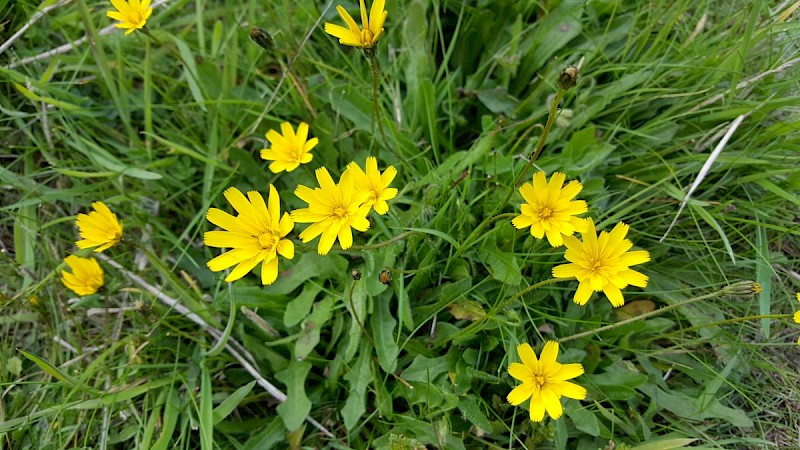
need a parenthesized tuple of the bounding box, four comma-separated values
(559, 290, 726, 343)
(454, 278, 561, 341)
(657, 313, 791, 340)
(367, 50, 388, 155)
(502, 89, 564, 206)
(459, 90, 565, 254)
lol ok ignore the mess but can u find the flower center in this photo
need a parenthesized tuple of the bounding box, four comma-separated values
(258, 233, 276, 251)
(334, 206, 348, 219)
(537, 206, 553, 220)
(534, 374, 547, 387)
(360, 29, 375, 45)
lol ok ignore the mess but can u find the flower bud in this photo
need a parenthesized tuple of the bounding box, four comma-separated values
(249, 27, 274, 52)
(721, 281, 761, 297)
(557, 65, 579, 90)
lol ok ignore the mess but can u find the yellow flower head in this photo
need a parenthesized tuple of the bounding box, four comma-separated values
(512, 171, 589, 247)
(552, 219, 650, 307)
(260, 122, 319, 173)
(507, 341, 586, 422)
(794, 293, 800, 325)
(324, 0, 387, 49)
(346, 157, 398, 215)
(61, 255, 104, 296)
(204, 186, 295, 285)
(75, 201, 123, 252)
(292, 167, 371, 255)
(107, 0, 153, 35)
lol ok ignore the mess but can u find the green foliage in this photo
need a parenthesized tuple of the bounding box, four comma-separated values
(0, 0, 799, 448)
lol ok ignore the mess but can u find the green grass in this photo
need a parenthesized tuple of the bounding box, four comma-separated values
(2, 0, 800, 448)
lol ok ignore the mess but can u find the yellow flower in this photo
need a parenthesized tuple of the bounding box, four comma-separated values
(346, 157, 398, 215)
(292, 167, 371, 255)
(324, 0, 387, 49)
(107, 0, 153, 35)
(260, 122, 318, 173)
(75, 201, 124, 252)
(204, 186, 295, 285)
(507, 341, 586, 422)
(512, 171, 589, 247)
(794, 293, 800, 324)
(61, 255, 104, 296)
(552, 219, 649, 307)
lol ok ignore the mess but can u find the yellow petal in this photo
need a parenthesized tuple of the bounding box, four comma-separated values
(516, 343, 538, 368)
(555, 381, 587, 400)
(541, 388, 563, 420)
(508, 362, 531, 382)
(539, 341, 559, 366)
(507, 383, 534, 406)
(260, 256, 279, 285)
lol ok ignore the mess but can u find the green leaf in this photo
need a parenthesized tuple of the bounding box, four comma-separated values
(456, 397, 493, 432)
(275, 361, 312, 431)
(371, 295, 398, 373)
(755, 223, 772, 337)
(402, 356, 449, 383)
(565, 407, 600, 436)
(295, 297, 334, 360)
(341, 346, 371, 431)
(170, 35, 207, 111)
(478, 244, 521, 286)
(269, 253, 348, 295)
(213, 381, 257, 425)
(152, 388, 181, 450)
(18, 350, 83, 389)
(283, 284, 321, 327)
(342, 281, 368, 364)
(629, 439, 698, 450)
(199, 361, 213, 450)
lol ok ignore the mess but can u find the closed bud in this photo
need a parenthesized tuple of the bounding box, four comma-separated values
(721, 281, 761, 297)
(249, 27, 274, 52)
(557, 65, 579, 90)
(351, 269, 362, 281)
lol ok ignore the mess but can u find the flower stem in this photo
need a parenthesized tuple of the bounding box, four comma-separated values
(501, 88, 564, 206)
(459, 90, 565, 254)
(453, 278, 561, 342)
(366, 50, 388, 156)
(559, 289, 726, 343)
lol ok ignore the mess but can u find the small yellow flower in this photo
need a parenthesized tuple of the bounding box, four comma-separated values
(794, 293, 800, 325)
(292, 167, 371, 255)
(507, 341, 586, 422)
(324, 0, 387, 49)
(260, 122, 318, 173)
(204, 186, 294, 285)
(346, 157, 398, 215)
(75, 202, 124, 252)
(61, 255, 104, 296)
(552, 219, 649, 307)
(107, 0, 153, 35)
(512, 171, 589, 247)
